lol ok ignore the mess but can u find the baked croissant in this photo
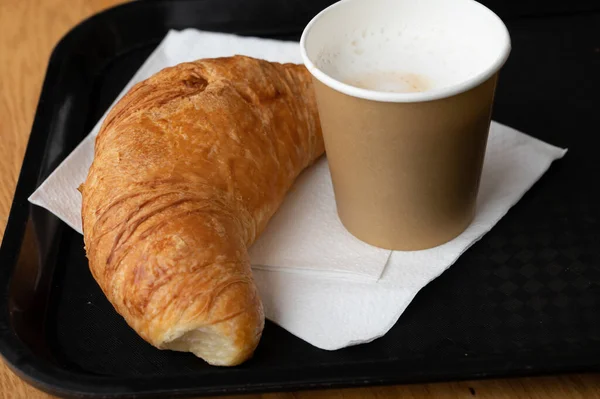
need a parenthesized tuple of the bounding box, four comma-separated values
(81, 56, 324, 366)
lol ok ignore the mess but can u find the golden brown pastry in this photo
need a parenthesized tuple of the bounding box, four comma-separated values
(80, 56, 324, 366)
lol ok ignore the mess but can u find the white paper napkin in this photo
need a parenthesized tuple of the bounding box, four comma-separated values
(28, 29, 566, 350)
(249, 158, 392, 280)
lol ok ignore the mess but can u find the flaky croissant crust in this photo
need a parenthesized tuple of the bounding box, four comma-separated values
(81, 56, 324, 365)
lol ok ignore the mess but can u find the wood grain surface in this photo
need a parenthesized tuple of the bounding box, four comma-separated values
(0, 0, 598, 398)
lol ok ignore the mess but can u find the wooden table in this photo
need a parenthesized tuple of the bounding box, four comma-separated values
(0, 0, 598, 397)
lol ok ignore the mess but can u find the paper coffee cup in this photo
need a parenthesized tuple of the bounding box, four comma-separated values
(301, 0, 511, 250)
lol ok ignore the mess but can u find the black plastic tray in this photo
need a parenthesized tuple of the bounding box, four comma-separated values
(1, 0, 600, 397)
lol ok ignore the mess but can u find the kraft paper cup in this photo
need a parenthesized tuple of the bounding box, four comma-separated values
(301, 0, 511, 250)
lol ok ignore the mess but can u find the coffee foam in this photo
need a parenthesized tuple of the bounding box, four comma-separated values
(316, 24, 483, 93)
(345, 70, 431, 93)
(306, 0, 509, 96)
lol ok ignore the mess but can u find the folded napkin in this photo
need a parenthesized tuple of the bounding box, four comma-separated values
(29, 29, 566, 350)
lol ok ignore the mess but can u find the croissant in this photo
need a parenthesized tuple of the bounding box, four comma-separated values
(80, 56, 324, 366)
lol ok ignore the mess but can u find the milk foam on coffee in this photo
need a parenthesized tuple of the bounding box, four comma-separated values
(345, 70, 431, 93)
(305, 0, 510, 96)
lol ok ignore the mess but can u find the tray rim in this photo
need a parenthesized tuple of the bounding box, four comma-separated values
(1, 0, 600, 398)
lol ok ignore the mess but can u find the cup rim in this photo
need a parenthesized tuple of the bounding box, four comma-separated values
(300, 0, 511, 103)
